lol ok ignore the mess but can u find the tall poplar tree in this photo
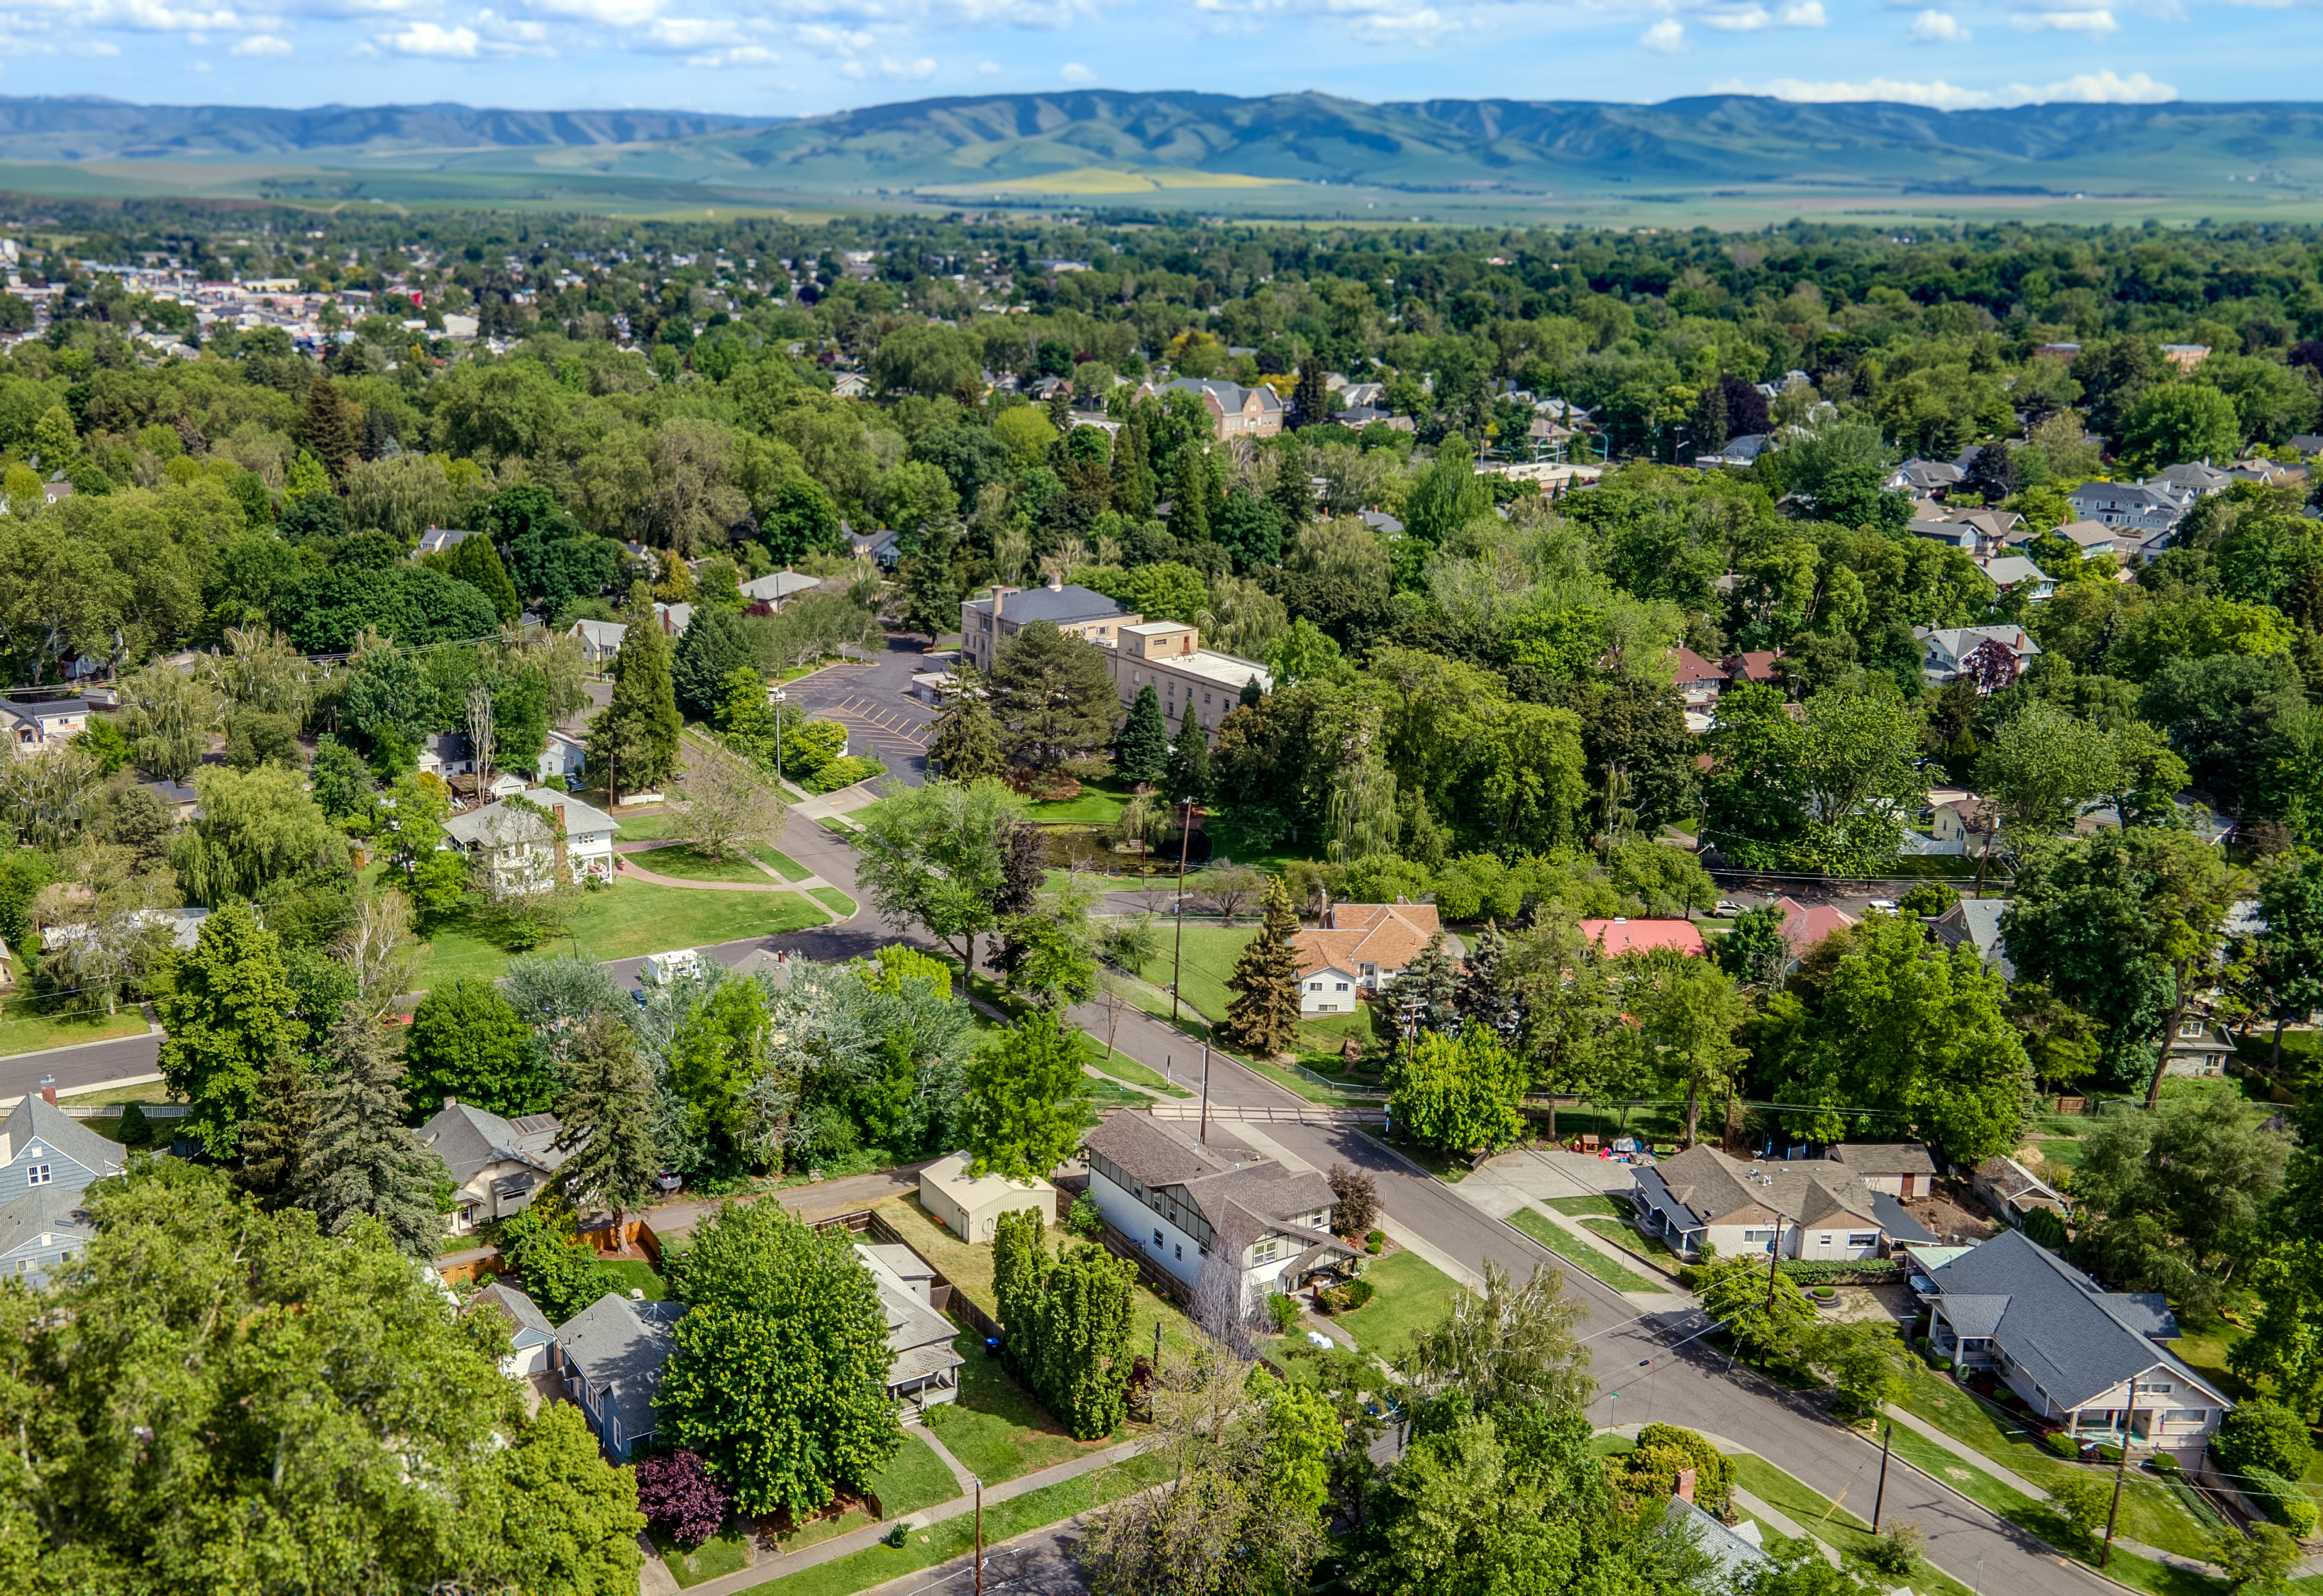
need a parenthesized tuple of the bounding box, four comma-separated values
(1114, 683, 1169, 789)
(1168, 450, 1211, 545)
(237, 1048, 318, 1209)
(586, 582, 682, 801)
(553, 1013, 664, 1233)
(153, 900, 306, 1158)
(297, 1010, 443, 1261)
(1163, 699, 1209, 804)
(1220, 874, 1302, 1058)
(299, 375, 362, 484)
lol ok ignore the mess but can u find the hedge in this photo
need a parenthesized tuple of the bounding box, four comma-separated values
(2044, 1431, 2084, 1461)
(1776, 1258, 1905, 1285)
(2241, 1467, 2320, 1536)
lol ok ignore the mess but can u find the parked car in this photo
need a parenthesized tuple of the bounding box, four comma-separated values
(1712, 900, 1744, 918)
(1865, 899, 1900, 912)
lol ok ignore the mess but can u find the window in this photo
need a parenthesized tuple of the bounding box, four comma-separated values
(1309, 981, 1323, 991)
(1817, 1235, 1832, 1246)
(1848, 1233, 1879, 1248)
(1335, 982, 1349, 992)
(2164, 1409, 2207, 1426)
(1253, 1239, 1280, 1263)
(2134, 1381, 2173, 1395)
(1153, 1229, 1164, 1248)
(1741, 1228, 1776, 1245)
(25, 1166, 49, 1187)
(1174, 1243, 1182, 1260)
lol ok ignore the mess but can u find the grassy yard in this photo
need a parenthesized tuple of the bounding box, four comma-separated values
(767, 1434, 963, 1554)
(1725, 1453, 1978, 1596)
(1325, 1249, 1463, 1365)
(1082, 1049, 1194, 1099)
(2164, 1318, 2253, 1404)
(1135, 925, 1256, 1029)
(600, 1260, 665, 1301)
(1545, 1195, 1627, 1219)
(922, 1326, 1126, 1484)
(1891, 1362, 2217, 1562)
(1114, 979, 1377, 1109)
(1503, 1207, 1668, 1295)
(626, 843, 773, 884)
(1024, 776, 1135, 825)
(755, 846, 814, 882)
(603, 807, 686, 841)
(810, 887, 857, 916)
(743, 1451, 1172, 1596)
(651, 1523, 753, 1588)
(0, 972, 149, 1058)
(1580, 1215, 1680, 1265)
(871, 1196, 1200, 1365)
(411, 879, 832, 986)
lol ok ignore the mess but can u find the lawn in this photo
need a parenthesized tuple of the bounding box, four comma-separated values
(1024, 776, 1134, 824)
(1725, 1453, 1978, 1596)
(1082, 1048, 1194, 1099)
(600, 1260, 665, 1301)
(1199, 812, 1326, 875)
(1135, 925, 1257, 1029)
(768, 1433, 963, 1553)
(810, 887, 857, 916)
(1114, 978, 1377, 1109)
(603, 807, 685, 842)
(741, 1451, 1172, 1596)
(2033, 1135, 2087, 1170)
(1326, 1249, 1462, 1365)
(1891, 1362, 2217, 1562)
(1359, 1124, 1469, 1184)
(923, 1326, 1126, 1483)
(1503, 1207, 1667, 1295)
(650, 1522, 753, 1588)
(1545, 1195, 1626, 1219)
(871, 1196, 1200, 1368)
(1580, 1216, 1680, 1265)
(0, 974, 149, 1058)
(755, 846, 815, 882)
(411, 879, 832, 986)
(2170, 1319, 2253, 1403)
(626, 843, 773, 884)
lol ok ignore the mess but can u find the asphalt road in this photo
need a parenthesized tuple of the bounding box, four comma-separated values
(780, 638, 941, 787)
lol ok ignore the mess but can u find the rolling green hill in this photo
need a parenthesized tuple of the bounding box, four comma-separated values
(1, 92, 2322, 220)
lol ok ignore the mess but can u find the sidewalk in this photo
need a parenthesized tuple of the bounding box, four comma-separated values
(680, 1435, 1149, 1596)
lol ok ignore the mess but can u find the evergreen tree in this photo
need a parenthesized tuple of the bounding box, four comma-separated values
(1113, 405, 1157, 516)
(1391, 931, 1464, 1038)
(445, 536, 521, 626)
(1163, 699, 1210, 803)
(153, 899, 307, 1158)
(671, 602, 755, 721)
(1114, 683, 1170, 788)
(898, 521, 962, 643)
(987, 620, 1119, 775)
(989, 1212, 1136, 1441)
(1456, 922, 1521, 1040)
(928, 674, 1007, 783)
(1268, 455, 1313, 532)
(237, 1048, 318, 1209)
(1221, 874, 1303, 1058)
(585, 581, 682, 801)
(1292, 357, 1331, 428)
(1168, 450, 1211, 545)
(1238, 677, 1263, 710)
(553, 1013, 664, 1233)
(297, 1009, 445, 1260)
(299, 375, 362, 484)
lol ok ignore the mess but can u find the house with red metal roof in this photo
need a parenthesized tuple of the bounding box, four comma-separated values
(1578, 917, 1705, 958)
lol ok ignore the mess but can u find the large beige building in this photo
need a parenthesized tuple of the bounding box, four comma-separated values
(1111, 621, 1271, 743)
(958, 577, 1137, 674)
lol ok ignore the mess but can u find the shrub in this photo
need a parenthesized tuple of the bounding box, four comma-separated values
(1861, 1522, 1924, 1576)
(2218, 1400, 2316, 1483)
(1812, 1285, 1837, 1300)
(2151, 1452, 2183, 1477)
(2245, 1468, 2321, 1536)
(1065, 1192, 1106, 1240)
(1343, 1277, 1376, 1309)
(2044, 1431, 2085, 1461)
(1609, 1424, 1735, 1514)
(1898, 882, 1958, 916)
(2095, 1443, 2123, 1465)
(116, 1102, 152, 1148)
(634, 1448, 730, 1547)
(1914, 1336, 1931, 1354)
(1329, 1165, 1380, 1236)
(1265, 1292, 1303, 1334)
(1934, 1358, 1953, 1373)
(1365, 1229, 1385, 1255)
(1777, 1258, 1904, 1285)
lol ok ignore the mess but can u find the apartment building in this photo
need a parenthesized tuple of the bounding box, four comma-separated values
(958, 575, 1137, 674)
(1109, 621, 1271, 743)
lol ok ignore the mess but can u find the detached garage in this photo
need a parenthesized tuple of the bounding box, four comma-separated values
(919, 1152, 1055, 1243)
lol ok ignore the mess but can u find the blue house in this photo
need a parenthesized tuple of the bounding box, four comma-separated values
(0, 1095, 124, 1198)
(555, 1292, 683, 1463)
(0, 1187, 94, 1285)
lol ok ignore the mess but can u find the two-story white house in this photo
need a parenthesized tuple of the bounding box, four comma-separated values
(1290, 902, 1451, 1016)
(1082, 1114, 1355, 1311)
(440, 789, 619, 888)
(1924, 1229, 2231, 1461)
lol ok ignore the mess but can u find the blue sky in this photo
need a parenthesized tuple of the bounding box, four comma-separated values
(13, 0, 2317, 121)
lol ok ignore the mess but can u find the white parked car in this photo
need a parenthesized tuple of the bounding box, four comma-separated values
(1712, 900, 1744, 919)
(1865, 899, 1900, 913)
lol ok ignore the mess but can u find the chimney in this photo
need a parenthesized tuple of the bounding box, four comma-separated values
(444, 1095, 457, 1110)
(38, 1085, 55, 1107)
(1675, 1466, 1696, 1504)
(553, 804, 570, 876)
(1048, 569, 1063, 592)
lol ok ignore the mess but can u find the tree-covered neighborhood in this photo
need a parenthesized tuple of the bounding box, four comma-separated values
(6, 199, 2323, 1596)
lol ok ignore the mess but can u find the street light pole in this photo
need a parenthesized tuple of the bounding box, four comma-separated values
(1169, 795, 1193, 1026)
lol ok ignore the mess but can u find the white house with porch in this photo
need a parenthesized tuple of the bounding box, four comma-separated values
(440, 789, 619, 888)
(1922, 1230, 2231, 1460)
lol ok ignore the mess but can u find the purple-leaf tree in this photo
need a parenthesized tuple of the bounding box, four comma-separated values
(635, 1448, 731, 1546)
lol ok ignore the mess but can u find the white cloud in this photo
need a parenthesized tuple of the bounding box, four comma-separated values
(1702, 1, 1823, 29)
(976, 57, 999, 72)
(228, 28, 290, 48)
(1639, 16, 1685, 49)
(186, 55, 209, 66)
(523, 0, 659, 24)
(882, 53, 934, 74)
(641, 16, 741, 45)
(378, 19, 478, 52)
(1908, 9, 1970, 40)
(797, 23, 874, 48)
(52, 0, 270, 33)
(1060, 59, 1092, 80)
(1728, 67, 2175, 109)
(2010, 7, 2115, 28)
(64, 38, 123, 52)
(686, 42, 777, 62)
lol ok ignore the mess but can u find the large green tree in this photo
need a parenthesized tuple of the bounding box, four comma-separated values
(987, 619, 1119, 775)
(153, 900, 306, 1158)
(585, 582, 683, 801)
(960, 1006, 1090, 1181)
(1219, 874, 1302, 1058)
(0, 1158, 641, 1595)
(992, 1211, 1138, 1440)
(658, 1200, 902, 1518)
(1114, 682, 1170, 789)
(553, 1012, 665, 1231)
(170, 764, 348, 907)
(2071, 1092, 2288, 1321)
(403, 975, 549, 1119)
(1387, 1023, 1529, 1156)
(850, 776, 1025, 977)
(926, 673, 1007, 785)
(298, 1009, 445, 1261)
(671, 602, 756, 722)
(1626, 947, 1748, 1148)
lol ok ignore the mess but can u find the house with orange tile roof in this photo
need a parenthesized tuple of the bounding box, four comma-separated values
(1578, 917, 1705, 958)
(1291, 902, 1451, 1016)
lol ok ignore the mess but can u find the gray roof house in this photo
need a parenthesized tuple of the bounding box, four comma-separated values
(415, 1099, 571, 1235)
(2066, 480, 2190, 539)
(470, 1279, 558, 1378)
(1924, 1229, 2231, 1458)
(1694, 433, 1770, 469)
(0, 1095, 124, 1197)
(1888, 458, 1966, 497)
(0, 1186, 95, 1285)
(441, 789, 619, 890)
(567, 618, 626, 664)
(855, 1243, 968, 1411)
(1929, 897, 2017, 980)
(1915, 625, 2041, 690)
(738, 570, 822, 609)
(1630, 1143, 1926, 1264)
(415, 526, 486, 558)
(555, 1292, 684, 1463)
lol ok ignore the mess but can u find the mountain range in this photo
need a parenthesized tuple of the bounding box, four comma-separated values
(1, 92, 2319, 218)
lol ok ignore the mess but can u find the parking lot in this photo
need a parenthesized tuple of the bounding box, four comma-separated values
(780, 636, 942, 786)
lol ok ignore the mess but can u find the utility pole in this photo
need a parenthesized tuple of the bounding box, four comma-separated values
(973, 1476, 984, 1595)
(1873, 1422, 1893, 1531)
(1199, 1043, 1211, 1146)
(1169, 796, 1193, 1025)
(772, 686, 787, 785)
(2102, 1390, 2140, 1568)
(1762, 1226, 1783, 1311)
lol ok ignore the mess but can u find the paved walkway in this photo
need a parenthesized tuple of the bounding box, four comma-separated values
(680, 1436, 1149, 1596)
(907, 1420, 980, 1497)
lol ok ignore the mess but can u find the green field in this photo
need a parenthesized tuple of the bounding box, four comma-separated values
(1023, 776, 1135, 824)
(1503, 1208, 1667, 1294)
(412, 878, 831, 986)
(755, 846, 815, 882)
(1135, 925, 1255, 1026)
(599, 1260, 665, 1301)
(625, 843, 772, 884)
(1326, 1249, 1462, 1365)
(0, 992, 149, 1059)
